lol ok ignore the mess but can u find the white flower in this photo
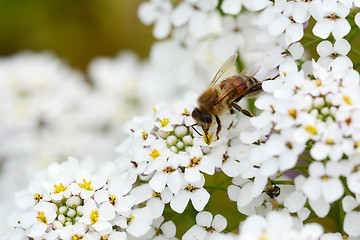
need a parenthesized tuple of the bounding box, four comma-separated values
(316, 39, 351, 68)
(138, 0, 173, 39)
(182, 211, 229, 240)
(80, 198, 115, 235)
(131, 183, 173, 219)
(114, 207, 153, 238)
(312, 2, 351, 40)
(179, 146, 215, 183)
(145, 216, 177, 240)
(344, 211, 360, 237)
(170, 174, 210, 213)
(302, 162, 344, 203)
(261, 1, 307, 45)
(171, 0, 219, 37)
(238, 211, 323, 240)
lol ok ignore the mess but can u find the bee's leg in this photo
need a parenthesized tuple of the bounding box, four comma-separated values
(230, 108, 235, 114)
(232, 103, 253, 117)
(215, 115, 221, 140)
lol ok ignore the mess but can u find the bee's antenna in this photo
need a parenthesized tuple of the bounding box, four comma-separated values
(191, 124, 202, 136)
(264, 74, 280, 82)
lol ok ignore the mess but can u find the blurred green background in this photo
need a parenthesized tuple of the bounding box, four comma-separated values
(0, 0, 154, 71)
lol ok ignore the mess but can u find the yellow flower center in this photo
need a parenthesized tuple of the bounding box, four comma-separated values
(142, 131, 148, 140)
(203, 132, 214, 145)
(159, 118, 170, 127)
(326, 138, 334, 145)
(288, 109, 297, 119)
(149, 148, 160, 159)
(36, 211, 48, 224)
(34, 193, 42, 202)
(90, 210, 99, 225)
(127, 215, 135, 224)
(78, 179, 93, 191)
(305, 125, 317, 135)
(53, 183, 68, 194)
(188, 156, 202, 168)
(71, 234, 84, 240)
(259, 232, 268, 240)
(183, 108, 190, 116)
(343, 95, 352, 105)
(109, 195, 116, 205)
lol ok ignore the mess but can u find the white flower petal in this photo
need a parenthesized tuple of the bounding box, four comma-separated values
(182, 225, 207, 240)
(171, 2, 192, 27)
(285, 23, 303, 45)
(185, 167, 201, 183)
(342, 196, 357, 213)
(302, 178, 322, 201)
(160, 220, 176, 238)
(332, 19, 351, 40)
(130, 184, 153, 204)
(212, 214, 227, 232)
(322, 178, 344, 203)
(170, 190, 190, 213)
(355, 12, 360, 28)
(167, 171, 181, 194)
(28, 222, 47, 238)
(313, 19, 334, 39)
(189, 11, 207, 35)
(344, 211, 360, 237)
(153, 15, 171, 39)
(293, 2, 308, 23)
(334, 38, 350, 55)
(147, 197, 164, 219)
(268, 16, 291, 36)
(316, 41, 333, 57)
(284, 191, 307, 213)
(149, 172, 167, 193)
(191, 188, 210, 211)
(221, 0, 242, 15)
(309, 197, 330, 218)
(196, 211, 213, 227)
(137, 2, 157, 25)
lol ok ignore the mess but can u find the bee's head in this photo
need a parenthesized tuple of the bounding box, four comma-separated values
(191, 108, 213, 127)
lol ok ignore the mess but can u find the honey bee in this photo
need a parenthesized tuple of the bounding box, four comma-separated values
(192, 53, 277, 140)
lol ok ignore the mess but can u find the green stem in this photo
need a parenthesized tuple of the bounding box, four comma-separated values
(271, 180, 294, 185)
(303, 33, 319, 41)
(338, 199, 346, 235)
(204, 185, 227, 191)
(291, 165, 308, 170)
(303, 38, 323, 49)
(299, 155, 313, 164)
(354, 59, 360, 68)
(290, 165, 309, 175)
(351, 47, 360, 57)
(345, 26, 360, 42)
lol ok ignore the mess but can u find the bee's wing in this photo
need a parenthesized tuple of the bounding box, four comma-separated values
(216, 65, 261, 104)
(210, 53, 238, 87)
(240, 65, 261, 78)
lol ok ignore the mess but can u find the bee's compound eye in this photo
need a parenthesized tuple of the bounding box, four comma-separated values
(192, 108, 212, 125)
(192, 108, 201, 119)
(201, 113, 213, 125)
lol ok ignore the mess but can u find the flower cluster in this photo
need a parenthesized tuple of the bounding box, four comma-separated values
(5, 157, 160, 239)
(3, 0, 360, 239)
